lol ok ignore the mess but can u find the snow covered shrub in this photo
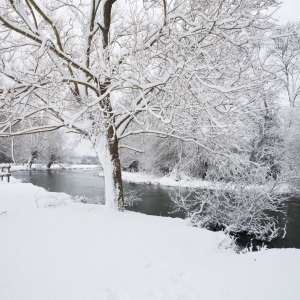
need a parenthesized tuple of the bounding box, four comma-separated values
(171, 175, 287, 242)
(73, 195, 105, 205)
(44, 194, 67, 208)
(123, 190, 142, 207)
(73, 190, 141, 208)
(34, 189, 68, 208)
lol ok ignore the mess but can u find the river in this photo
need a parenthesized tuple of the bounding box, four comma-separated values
(12, 169, 300, 249)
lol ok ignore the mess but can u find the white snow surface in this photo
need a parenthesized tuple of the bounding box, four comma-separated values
(1, 179, 300, 300)
(100, 170, 218, 189)
(102, 171, 291, 193)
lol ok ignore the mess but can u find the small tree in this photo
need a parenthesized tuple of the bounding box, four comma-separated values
(41, 130, 76, 169)
(25, 133, 45, 169)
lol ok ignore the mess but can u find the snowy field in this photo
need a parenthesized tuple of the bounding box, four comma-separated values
(1, 178, 300, 300)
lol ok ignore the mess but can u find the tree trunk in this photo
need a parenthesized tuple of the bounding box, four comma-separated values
(95, 128, 124, 211)
(27, 155, 34, 169)
(92, 0, 124, 211)
(28, 150, 38, 169)
(47, 161, 53, 169)
(11, 137, 17, 164)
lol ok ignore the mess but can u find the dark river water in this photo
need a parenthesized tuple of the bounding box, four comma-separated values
(12, 169, 300, 249)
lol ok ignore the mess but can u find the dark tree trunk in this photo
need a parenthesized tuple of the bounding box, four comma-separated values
(107, 124, 124, 211)
(28, 150, 38, 169)
(46, 161, 53, 169)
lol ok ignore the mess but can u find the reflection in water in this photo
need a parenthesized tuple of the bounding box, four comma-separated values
(25, 169, 105, 197)
(12, 169, 300, 249)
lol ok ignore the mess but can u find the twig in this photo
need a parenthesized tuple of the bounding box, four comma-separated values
(34, 189, 43, 208)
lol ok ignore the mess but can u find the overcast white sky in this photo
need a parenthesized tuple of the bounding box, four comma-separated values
(74, 0, 300, 156)
(274, 0, 300, 23)
(74, 139, 96, 156)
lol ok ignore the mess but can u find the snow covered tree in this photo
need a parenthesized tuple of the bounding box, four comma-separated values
(0, 0, 292, 210)
(41, 130, 76, 169)
(0, 137, 12, 163)
(264, 24, 300, 176)
(24, 133, 44, 168)
(268, 24, 300, 124)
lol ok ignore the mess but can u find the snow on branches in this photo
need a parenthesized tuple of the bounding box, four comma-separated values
(0, 0, 297, 209)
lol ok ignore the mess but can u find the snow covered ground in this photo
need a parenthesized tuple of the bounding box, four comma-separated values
(101, 170, 221, 189)
(1, 178, 299, 300)
(103, 171, 292, 193)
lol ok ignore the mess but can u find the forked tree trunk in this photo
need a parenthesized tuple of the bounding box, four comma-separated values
(46, 154, 56, 169)
(94, 127, 124, 211)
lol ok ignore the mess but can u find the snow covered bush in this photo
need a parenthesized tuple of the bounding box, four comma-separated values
(74, 189, 141, 208)
(171, 171, 287, 242)
(73, 195, 106, 205)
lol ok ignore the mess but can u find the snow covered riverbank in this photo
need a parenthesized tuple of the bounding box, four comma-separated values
(10, 164, 100, 171)
(100, 171, 291, 193)
(1, 179, 299, 300)
(100, 170, 221, 189)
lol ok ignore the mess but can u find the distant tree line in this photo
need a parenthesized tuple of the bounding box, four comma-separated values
(0, 129, 76, 169)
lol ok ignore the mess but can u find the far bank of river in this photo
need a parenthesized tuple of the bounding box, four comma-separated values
(12, 169, 300, 249)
